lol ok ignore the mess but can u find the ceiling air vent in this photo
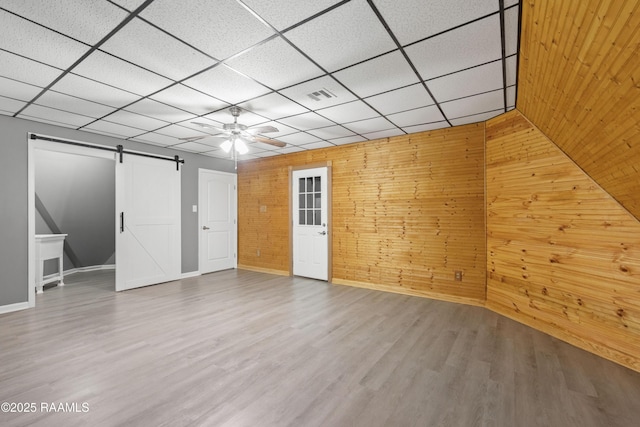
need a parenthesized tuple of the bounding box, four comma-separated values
(307, 88, 336, 102)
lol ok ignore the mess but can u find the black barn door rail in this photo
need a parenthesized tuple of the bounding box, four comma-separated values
(30, 133, 185, 170)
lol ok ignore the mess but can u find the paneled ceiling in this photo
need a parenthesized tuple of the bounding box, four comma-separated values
(0, 0, 520, 161)
(517, 0, 640, 220)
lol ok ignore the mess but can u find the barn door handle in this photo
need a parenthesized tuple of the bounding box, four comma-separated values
(318, 230, 326, 235)
(202, 226, 210, 230)
(120, 212, 124, 233)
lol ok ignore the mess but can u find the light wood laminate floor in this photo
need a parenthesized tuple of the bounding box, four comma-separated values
(1, 269, 640, 426)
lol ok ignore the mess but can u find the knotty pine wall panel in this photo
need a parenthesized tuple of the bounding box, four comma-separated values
(518, 0, 640, 220)
(486, 110, 640, 371)
(238, 124, 486, 304)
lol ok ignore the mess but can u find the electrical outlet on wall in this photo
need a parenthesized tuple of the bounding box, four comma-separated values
(257, 249, 261, 257)
(454, 270, 463, 281)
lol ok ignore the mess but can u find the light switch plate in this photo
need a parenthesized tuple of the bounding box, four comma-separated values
(192, 205, 197, 213)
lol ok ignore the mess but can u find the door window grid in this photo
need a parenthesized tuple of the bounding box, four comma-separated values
(298, 176, 321, 225)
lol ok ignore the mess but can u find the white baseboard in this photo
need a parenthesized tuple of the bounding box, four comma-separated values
(0, 301, 30, 315)
(181, 271, 201, 279)
(42, 264, 116, 283)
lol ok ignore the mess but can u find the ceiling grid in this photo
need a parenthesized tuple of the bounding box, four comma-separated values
(0, 0, 520, 160)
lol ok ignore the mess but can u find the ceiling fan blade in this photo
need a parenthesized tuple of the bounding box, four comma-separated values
(253, 136, 286, 148)
(191, 121, 228, 134)
(247, 125, 279, 135)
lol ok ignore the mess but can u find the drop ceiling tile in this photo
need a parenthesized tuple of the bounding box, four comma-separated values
(365, 84, 434, 115)
(402, 122, 450, 134)
(200, 150, 230, 159)
(15, 115, 77, 129)
(131, 132, 177, 147)
(279, 75, 357, 110)
(285, 0, 396, 71)
(140, 0, 274, 60)
(0, 77, 42, 101)
(330, 135, 367, 146)
(51, 74, 141, 108)
(333, 50, 418, 98)
(154, 124, 208, 139)
(0, 96, 27, 115)
(36, 91, 116, 118)
(0, 12, 90, 69)
(317, 100, 378, 123)
(506, 55, 517, 87)
(183, 65, 270, 105)
(440, 90, 504, 119)
(170, 141, 213, 153)
(307, 125, 355, 140)
(375, 0, 499, 45)
(2, 0, 128, 45)
(192, 137, 229, 148)
(242, 0, 343, 31)
(386, 105, 445, 127)
(226, 37, 324, 90)
(278, 145, 307, 154)
(150, 84, 229, 116)
(507, 85, 516, 107)
(450, 109, 502, 126)
(428, 61, 504, 103)
(238, 92, 309, 120)
(83, 120, 146, 138)
(362, 128, 405, 140)
(125, 98, 196, 123)
(0, 51, 62, 87)
(100, 18, 216, 81)
(110, 1, 147, 12)
(252, 150, 281, 158)
(406, 14, 502, 80)
(106, 109, 168, 131)
(343, 116, 396, 134)
(19, 104, 94, 127)
(278, 112, 335, 130)
(299, 141, 336, 150)
(73, 51, 173, 97)
(278, 132, 321, 145)
(505, 5, 520, 56)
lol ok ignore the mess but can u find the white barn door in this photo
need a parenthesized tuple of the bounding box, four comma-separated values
(292, 167, 329, 281)
(115, 155, 181, 291)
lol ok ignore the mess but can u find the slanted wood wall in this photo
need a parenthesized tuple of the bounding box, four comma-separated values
(485, 110, 640, 371)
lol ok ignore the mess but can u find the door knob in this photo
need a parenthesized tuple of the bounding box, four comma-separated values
(318, 230, 327, 235)
(202, 226, 210, 230)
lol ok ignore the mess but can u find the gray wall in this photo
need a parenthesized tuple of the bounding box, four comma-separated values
(35, 150, 115, 274)
(0, 114, 235, 306)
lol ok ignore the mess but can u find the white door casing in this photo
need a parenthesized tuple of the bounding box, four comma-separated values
(199, 169, 237, 274)
(115, 155, 181, 291)
(292, 167, 329, 281)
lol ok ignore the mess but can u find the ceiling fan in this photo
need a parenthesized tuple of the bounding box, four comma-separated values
(182, 106, 286, 167)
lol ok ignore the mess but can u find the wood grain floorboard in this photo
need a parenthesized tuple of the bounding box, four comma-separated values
(1, 269, 640, 426)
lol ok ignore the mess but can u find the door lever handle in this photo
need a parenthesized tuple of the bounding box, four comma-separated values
(318, 230, 327, 235)
(202, 226, 210, 230)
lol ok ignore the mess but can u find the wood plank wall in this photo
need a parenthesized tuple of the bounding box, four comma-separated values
(486, 110, 640, 371)
(238, 124, 486, 304)
(517, 0, 640, 220)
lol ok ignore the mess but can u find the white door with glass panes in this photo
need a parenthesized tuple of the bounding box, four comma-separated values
(292, 167, 328, 281)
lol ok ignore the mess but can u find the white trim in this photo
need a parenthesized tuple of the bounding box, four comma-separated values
(0, 302, 30, 315)
(28, 135, 118, 309)
(41, 264, 116, 283)
(181, 271, 201, 279)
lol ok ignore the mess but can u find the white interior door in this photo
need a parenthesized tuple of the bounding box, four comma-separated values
(292, 167, 328, 281)
(115, 155, 181, 291)
(199, 169, 237, 274)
